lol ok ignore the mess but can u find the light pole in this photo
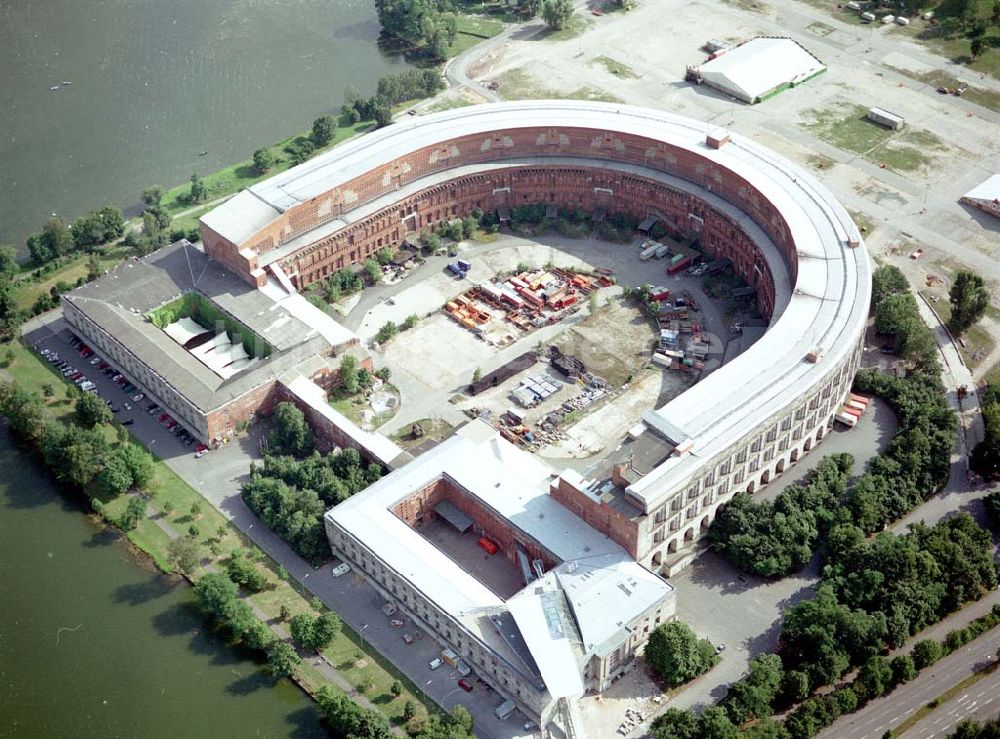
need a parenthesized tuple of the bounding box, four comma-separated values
(359, 623, 370, 653)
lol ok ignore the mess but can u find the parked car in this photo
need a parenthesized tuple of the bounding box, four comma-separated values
(331, 563, 351, 577)
(428, 658, 443, 670)
(458, 679, 473, 692)
(133, 393, 144, 402)
(402, 633, 414, 644)
(124, 403, 132, 411)
(89, 357, 101, 365)
(123, 419, 134, 426)
(195, 448, 208, 458)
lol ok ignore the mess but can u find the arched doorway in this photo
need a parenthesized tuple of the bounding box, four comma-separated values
(683, 527, 695, 543)
(667, 539, 678, 554)
(651, 551, 662, 569)
(699, 515, 711, 533)
(816, 425, 825, 440)
(760, 470, 770, 485)
(790, 448, 799, 463)
(803, 436, 813, 452)
(776, 458, 786, 474)
(746, 481, 756, 495)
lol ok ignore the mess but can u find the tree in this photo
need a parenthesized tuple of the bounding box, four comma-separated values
(74, 391, 112, 429)
(375, 321, 398, 344)
(970, 37, 986, 59)
(651, 708, 700, 739)
(194, 572, 239, 614)
(270, 401, 314, 457)
(41, 383, 54, 398)
(723, 654, 784, 724)
(252, 147, 277, 174)
(118, 442, 154, 490)
(375, 247, 393, 265)
(189, 173, 208, 204)
(311, 115, 337, 146)
(141, 187, 163, 206)
(98, 454, 135, 496)
(402, 314, 418, 330)
(266, 640, 301, 680)
(698, 707, 739, 739)
(364, 258, 382, 284)
(390, 679, 403, 697)
(857, 655, 893, 699)
(373, 100, 393, 128)
(356, 368, 373, 391)
(871, 265, 909, 308)
(118, 495, 147, 531)
(541, 0, 574, 30)
(645, 621, 719, 686)
(190, 501, 202, 517)
(403, 699, 417, 721)
(948, 270, 989, 335)
(166, 536, 200, 574)
(0, 245, 18, 277)
(226, 550, 267, 592)
(890, 654, 918, 684)
(472, 367, 482, 383)
(339, 354, 359, 394)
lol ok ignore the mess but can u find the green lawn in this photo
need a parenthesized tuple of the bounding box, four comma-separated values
(159, 119, 375, 217)
(538, 13, 593, 41)
(802, 104, 947, 172)
(15, 246, 130, 311)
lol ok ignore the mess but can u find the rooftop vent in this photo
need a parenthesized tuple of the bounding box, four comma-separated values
(805, 349, 823, 364)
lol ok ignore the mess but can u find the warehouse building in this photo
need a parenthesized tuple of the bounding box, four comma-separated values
(960, 173, 1000, 219)
(693, 37, 826, 103)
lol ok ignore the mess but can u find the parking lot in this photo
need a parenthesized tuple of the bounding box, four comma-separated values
(25, 316, 207, 462)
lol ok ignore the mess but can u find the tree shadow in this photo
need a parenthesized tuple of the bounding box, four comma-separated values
(151, 600, 206, 638)
(226, 669, 271, 696)
(82, 528, 121, 549)
(285, 706, 326, 738)
(371, 693, 394, 705)
(113, 576, 176, 605)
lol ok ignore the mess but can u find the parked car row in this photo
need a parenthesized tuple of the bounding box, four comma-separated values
(41, 335, 210, 459)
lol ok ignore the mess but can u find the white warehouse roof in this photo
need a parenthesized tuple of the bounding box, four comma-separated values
(699, 37, 826, 103)
(960, 173, 1000, 217)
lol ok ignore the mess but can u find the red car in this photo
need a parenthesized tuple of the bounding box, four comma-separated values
(195, 443, 207, 453)
(158, 413, 170, 422)
(457, 679, 473, 693)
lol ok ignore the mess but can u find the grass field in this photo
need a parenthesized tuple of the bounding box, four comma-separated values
(538, 12, 593, 41)
(921, 292, 997, 372)
(14, 246, 130, 311)
(3, 340, 434, 728)
(494, 67, 623, 103)
(159, 119, 375, 218)
(803, 104, 947, 172)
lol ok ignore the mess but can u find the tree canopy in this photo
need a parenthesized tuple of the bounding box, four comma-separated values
(269, 401, 314, 457)
(948, 269, 989, 335)
(644, 620, 719, 687)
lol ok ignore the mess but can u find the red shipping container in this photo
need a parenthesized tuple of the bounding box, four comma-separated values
(478, 537, 498, 555)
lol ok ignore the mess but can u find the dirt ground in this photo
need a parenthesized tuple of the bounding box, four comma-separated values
(469, 0, 1000, 289)
(552, 296, 653, 387)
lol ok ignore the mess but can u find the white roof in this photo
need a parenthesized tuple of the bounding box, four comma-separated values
(285, 375, 404, 467)
(324, 420, 673, 692)
(200, 189, 280, 245)
(962, 173, 1000, 204)
(163, 316, 209, 346)
(258, 278, 356, 348)
(700, 37, 825, 102)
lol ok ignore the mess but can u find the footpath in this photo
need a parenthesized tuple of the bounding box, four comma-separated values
(143, 497, 406, 736)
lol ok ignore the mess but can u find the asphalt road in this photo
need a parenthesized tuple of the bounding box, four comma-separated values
(900, 666, 1000, 738)
(818, 628, 1000, 739)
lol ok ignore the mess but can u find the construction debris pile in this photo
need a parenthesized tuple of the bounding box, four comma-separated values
(645, 288, 709, 373)
(444, 267, 612, 345)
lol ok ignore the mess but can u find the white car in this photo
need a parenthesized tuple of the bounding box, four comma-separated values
(124, 402, 132, 411)
(133, 393, 144, 402)
(331, 563, 351, 577)
(428, 658, 443, 670)
(195, 449, 209, 459)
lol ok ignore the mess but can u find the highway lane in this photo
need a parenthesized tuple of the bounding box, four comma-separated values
(818, 630, 1000, 739)
(901, 667, 1000, 738)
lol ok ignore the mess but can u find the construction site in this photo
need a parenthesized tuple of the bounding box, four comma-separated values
(443, 266, 611, 347)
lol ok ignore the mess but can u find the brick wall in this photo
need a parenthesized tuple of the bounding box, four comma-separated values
(549, 476, 640, 558)
(201, 126, 798, 314)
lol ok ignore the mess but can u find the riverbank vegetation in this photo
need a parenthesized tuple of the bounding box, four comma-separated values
(0, 342, 437, 733)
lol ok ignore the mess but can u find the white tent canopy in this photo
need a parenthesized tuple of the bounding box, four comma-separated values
(699, 37, 825, 103)
(163, 316, 211, 346)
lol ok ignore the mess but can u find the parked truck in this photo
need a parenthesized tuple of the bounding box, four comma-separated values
(654, 243, 670, 259)
(447, 262, 467, 278)
(667, 255, 693, 275)
(495, 700, 516, 720)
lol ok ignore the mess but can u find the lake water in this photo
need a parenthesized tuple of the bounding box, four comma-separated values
(0, 0, 407, 250)
(0, 433, 327, 737)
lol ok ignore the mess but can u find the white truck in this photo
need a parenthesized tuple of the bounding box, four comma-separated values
(495, 699, 516, 720)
